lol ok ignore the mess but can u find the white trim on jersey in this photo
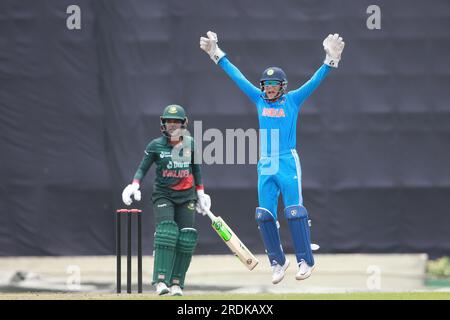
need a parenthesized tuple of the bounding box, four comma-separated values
(291, 149, 303, 205)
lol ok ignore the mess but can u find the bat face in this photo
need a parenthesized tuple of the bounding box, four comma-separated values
(231, 237, 259, 270)
(212, 217, 259, 270)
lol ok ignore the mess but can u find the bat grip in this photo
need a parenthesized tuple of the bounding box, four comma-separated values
(203, 208, 217, 221)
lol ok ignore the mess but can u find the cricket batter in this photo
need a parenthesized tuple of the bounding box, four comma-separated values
(121, 104, 211, 296)
(200, 31, 344, 284)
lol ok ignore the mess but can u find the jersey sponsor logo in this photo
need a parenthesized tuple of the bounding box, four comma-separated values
(160, 151, 172, 159)
(262, 107, 286, 118)
(162, 169, 190, 178)
(157, 203, 168, 208)
(166, 161, 190, 169)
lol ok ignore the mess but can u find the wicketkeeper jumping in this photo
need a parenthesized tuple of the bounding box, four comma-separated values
(200, 31, 344, 284)
(121, 104, 211, 296)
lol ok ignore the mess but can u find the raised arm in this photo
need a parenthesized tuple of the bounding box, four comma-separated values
(290, 33, 345, 108)
(200, 31, 260, 104)
(289, 64, 331, 107)
(218, 57, 260, 104)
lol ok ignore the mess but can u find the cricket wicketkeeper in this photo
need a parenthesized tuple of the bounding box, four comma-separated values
(200, 31, 344, 284)
(121, 104, 211, 296)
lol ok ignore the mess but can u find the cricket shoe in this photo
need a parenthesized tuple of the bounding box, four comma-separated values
(170, 285, 183, 296)
(295, 260, 314, 280)
(271, 259, 290, 284)
(155, 282, 170, 295)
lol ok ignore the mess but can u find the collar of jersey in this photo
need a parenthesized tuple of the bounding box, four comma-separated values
(162, 135, 185, 146)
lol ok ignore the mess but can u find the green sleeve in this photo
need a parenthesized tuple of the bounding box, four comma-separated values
(133, 144, 156, 183)
(191, 139, 203, 187)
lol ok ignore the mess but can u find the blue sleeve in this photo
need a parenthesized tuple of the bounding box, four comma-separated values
(218, 57, 261, 104)
(289, 64, 331, 108)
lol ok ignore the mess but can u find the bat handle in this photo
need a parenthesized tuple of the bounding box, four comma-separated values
(203, 208, 217, 221)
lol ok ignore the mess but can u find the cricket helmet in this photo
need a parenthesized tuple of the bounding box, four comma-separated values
(259, 67, 288, 100)
(160, 104, 188, 136)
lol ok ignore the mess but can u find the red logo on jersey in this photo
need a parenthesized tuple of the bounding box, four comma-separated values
(262, 108, 285, 118)
(170, 174, 194, 190)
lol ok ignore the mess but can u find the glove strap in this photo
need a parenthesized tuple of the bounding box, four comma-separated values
(211, 47, 225, 64)
(324, 55, 339, 68)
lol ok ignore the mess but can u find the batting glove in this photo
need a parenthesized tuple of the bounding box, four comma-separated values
(323, 33, 345, 68)
(122, 182, 141, 206)
(195, 189, 211, 215)
(200, 31, 226, 64)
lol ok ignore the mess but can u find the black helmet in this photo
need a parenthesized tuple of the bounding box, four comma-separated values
(160, 104, 188, 136)
(260, 67, 288, 101)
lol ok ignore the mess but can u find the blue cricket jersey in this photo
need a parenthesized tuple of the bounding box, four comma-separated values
(218, 57, 330, 157)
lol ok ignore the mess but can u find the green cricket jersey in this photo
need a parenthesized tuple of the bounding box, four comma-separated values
(133, 135, 203, 203)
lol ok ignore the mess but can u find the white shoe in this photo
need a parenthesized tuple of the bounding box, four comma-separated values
(155, 282, 170, 295)
(170, 284, 183, 296)
(295, 260, 314, 280)
(271, 259, 290, 284)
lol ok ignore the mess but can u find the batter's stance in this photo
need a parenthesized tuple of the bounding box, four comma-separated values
(121, 104, 211, 296)
(200, 31, 344, 284)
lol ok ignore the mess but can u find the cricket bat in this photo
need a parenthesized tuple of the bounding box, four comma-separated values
(203, 208, 259, 270)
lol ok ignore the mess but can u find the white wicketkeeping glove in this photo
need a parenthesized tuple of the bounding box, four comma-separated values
(200, 31, 226, 64)
(323, 33, 345, 68)
(195, 189, 211, 216)
(122, 182, 141, 206)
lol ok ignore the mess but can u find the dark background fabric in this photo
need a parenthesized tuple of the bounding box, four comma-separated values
(1, 0, 449, 257)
